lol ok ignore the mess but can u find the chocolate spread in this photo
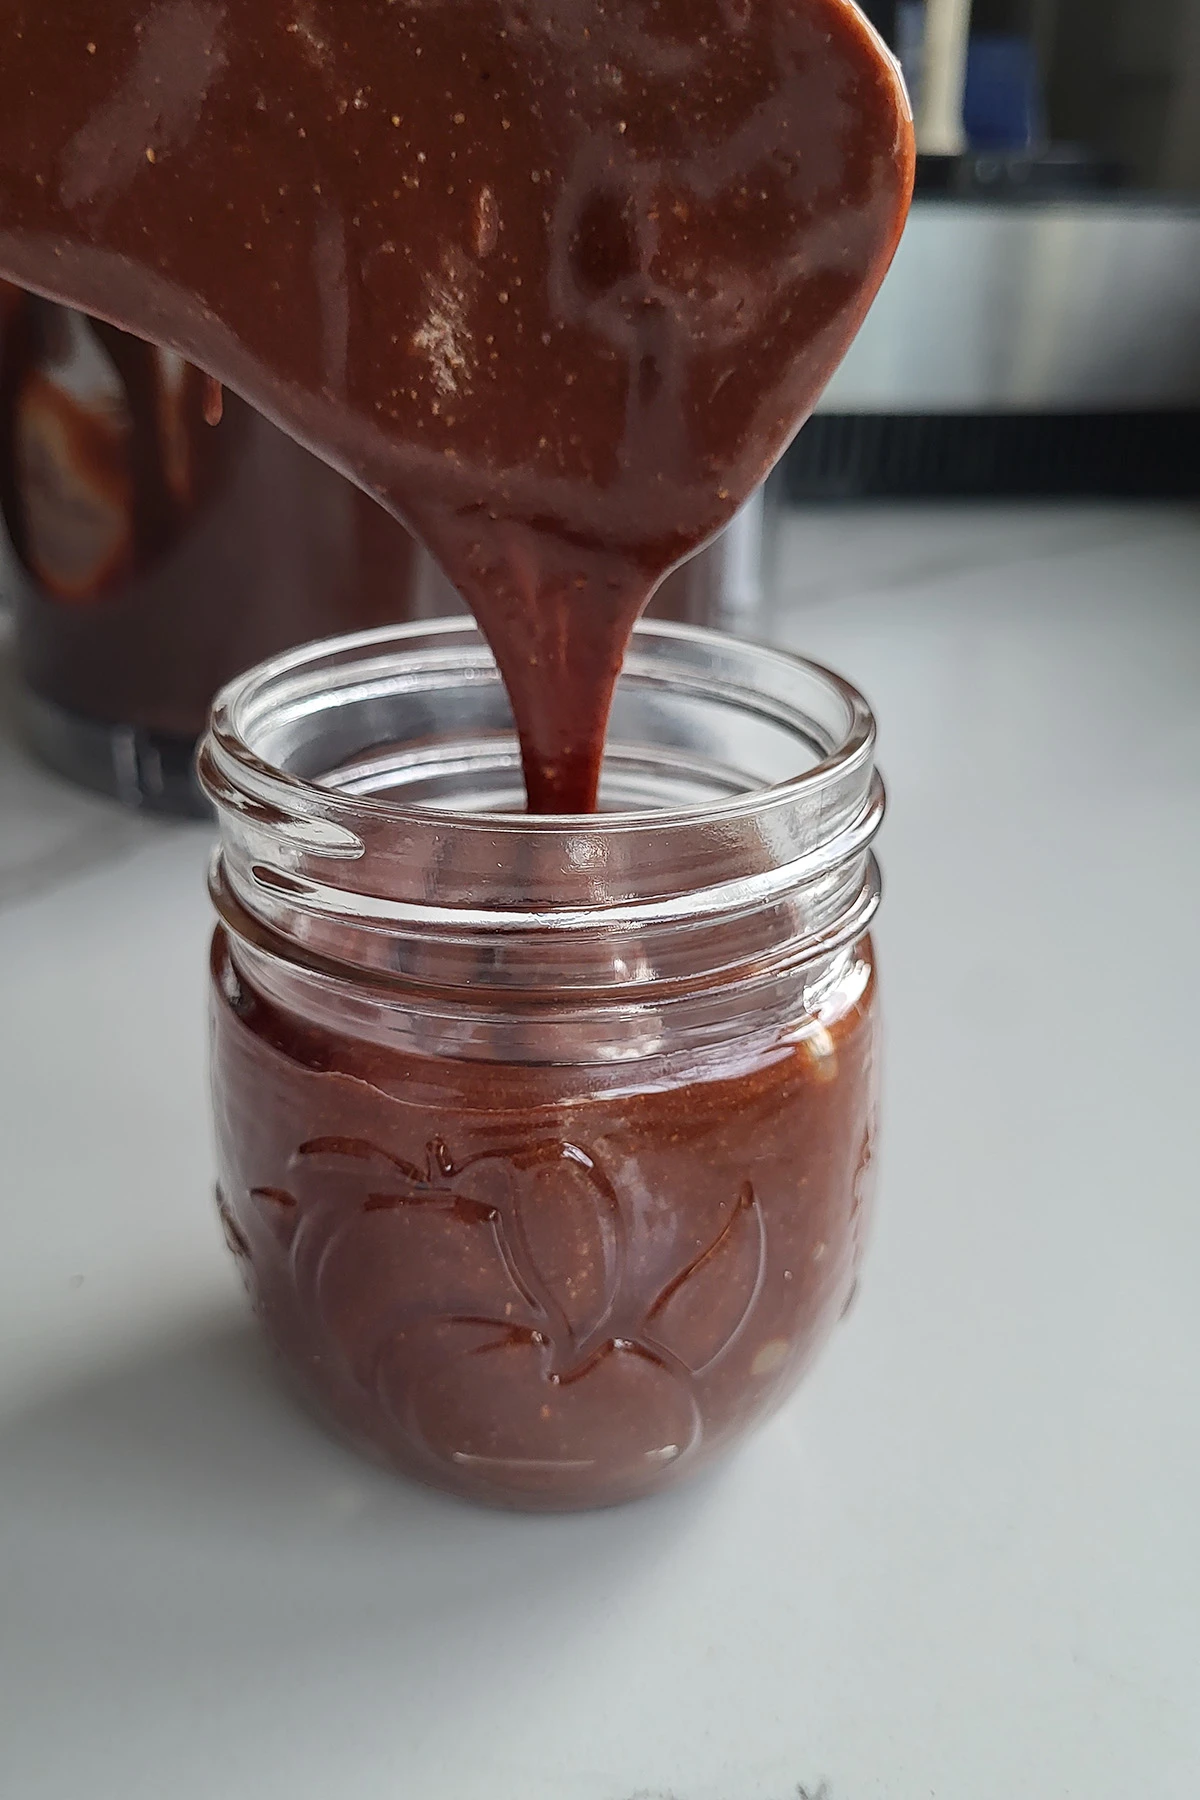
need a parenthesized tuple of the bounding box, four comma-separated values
(211, 927, 879, 1509)
(0, 0, 912, 807)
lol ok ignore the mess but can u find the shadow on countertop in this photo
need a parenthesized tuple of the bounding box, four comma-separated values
(0, 1307, 716, 1710)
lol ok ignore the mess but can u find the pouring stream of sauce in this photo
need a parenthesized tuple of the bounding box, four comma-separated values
(0, 0, 912, 809)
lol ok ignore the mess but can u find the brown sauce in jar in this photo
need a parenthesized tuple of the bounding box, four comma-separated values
(211, 927, 878, 1509)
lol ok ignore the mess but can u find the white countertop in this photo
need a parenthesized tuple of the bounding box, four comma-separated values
(2, 503, 1198, 1800)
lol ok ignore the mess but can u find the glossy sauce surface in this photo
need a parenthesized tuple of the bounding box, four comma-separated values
(211, 928, 879, 1509)
(0, 0, 912, 806)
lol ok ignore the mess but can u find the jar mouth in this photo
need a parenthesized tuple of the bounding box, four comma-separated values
(202, 616, 874, 826)
(199, 619, 882, 983)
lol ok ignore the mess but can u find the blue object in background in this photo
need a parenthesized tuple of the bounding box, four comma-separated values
(896, 1, 925, 108)
(964, 35, 1043, 151)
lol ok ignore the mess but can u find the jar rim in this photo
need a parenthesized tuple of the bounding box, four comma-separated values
(200, 618, 882, 997)
(202, 616, 875, 836)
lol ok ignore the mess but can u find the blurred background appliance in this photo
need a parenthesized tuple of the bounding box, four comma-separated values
(797, 0, 1200, 497)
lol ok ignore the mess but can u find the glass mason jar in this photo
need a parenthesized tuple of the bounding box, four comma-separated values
(0, 290, 771, 815)
(200, 620, 883, 1511)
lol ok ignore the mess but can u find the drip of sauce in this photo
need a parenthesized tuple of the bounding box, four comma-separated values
(201, 375, 224, 429)
(0, 0, 912, 810)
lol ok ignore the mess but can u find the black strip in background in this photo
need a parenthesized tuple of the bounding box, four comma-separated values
(784, 413, 1200, 501)
(855, 1, 898, 44)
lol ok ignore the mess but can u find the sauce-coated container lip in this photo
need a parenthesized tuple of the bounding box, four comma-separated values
(201, 615, 877, 837)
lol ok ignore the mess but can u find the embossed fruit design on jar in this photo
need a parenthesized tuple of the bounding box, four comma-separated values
(202, 621, 883, 1510)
